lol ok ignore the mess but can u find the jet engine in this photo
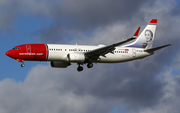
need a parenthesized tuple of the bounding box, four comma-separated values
(50, 61, 71, 68)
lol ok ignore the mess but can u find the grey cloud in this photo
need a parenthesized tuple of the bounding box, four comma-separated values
(31, 0, 180, 112)
(139, 68, 180, 113)
(0, 0, 146, 31)
(1, 0, 180, 113)
(64, 62, 164, 108)
(58, 0, 146, 29)
(0, 0, 154, 42)
(0, 0, 21, 31)
(0, 0, 58, 31)
(0, 61, 176, 113)
(31, 0, 153, 43)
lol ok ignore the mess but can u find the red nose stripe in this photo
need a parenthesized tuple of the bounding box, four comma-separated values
(21, 44, 48, 61)
(6, 44, 48, 61)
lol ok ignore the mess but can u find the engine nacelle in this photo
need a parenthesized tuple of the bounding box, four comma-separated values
(67, 53, 85, 62)
(50, 61, 71, 68)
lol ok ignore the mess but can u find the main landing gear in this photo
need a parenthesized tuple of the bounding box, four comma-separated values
(77, 63, 94, 72)
(87, 63, 93, 68)
(77, 65, 83, 72)
(15, 59, 25, 67)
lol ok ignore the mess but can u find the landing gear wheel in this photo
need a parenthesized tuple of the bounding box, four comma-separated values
(21, 63, 25, 67)
(77, 66, 83, 72)
(87, 63, 93, 68)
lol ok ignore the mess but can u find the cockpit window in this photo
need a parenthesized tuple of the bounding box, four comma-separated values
(12, 47, 20, 50)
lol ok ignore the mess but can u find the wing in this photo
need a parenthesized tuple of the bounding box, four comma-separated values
(85, 37, 135, 59)
(84, 27, 140, 60)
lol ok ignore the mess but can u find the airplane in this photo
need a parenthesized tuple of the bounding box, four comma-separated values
(6, 19, 171, 72)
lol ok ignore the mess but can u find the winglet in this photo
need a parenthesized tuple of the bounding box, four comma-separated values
(133, 27, 141, 38)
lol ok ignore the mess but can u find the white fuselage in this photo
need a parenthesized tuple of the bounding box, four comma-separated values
(46, 44, 152, 63)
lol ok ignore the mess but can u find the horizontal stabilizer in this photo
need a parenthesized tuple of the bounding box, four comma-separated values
(144, 44, 171, 52)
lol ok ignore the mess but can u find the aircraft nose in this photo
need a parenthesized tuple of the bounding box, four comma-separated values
(6, 50, 14, 58)
(6, 51, 10, 56)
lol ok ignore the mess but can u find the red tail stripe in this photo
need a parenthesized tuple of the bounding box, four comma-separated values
(149, 19, 157, 24)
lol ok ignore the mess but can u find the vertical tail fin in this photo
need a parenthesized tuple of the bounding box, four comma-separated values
(124, 19, 157, 49)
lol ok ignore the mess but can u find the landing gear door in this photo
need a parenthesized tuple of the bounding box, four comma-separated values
(132, 49, 136, 58)
(26, 45, 31, 53)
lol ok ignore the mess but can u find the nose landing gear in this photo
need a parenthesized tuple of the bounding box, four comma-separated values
(15, 59, 25, 67)
(21, 63, 25, 67)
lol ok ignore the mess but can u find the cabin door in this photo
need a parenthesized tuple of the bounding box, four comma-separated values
(132, 49, 136, 58)
(26, 45, 31, 53)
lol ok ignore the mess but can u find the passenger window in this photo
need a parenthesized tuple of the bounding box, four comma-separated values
(13, 47, 20, 50)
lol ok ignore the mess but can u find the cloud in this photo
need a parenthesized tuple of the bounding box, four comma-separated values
(0, 0, 146, 31)
(1, 0, 180, 113)
(139, 67, 180, 113)
(0, 60, 178, 113)
(38, 0, 152, 43)
(57, 0, 147, 28)
(0, 65, 121, 113)
(10, 0, 153, 43)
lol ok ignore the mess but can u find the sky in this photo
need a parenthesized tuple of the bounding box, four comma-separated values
(0, 0, 180, 113)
